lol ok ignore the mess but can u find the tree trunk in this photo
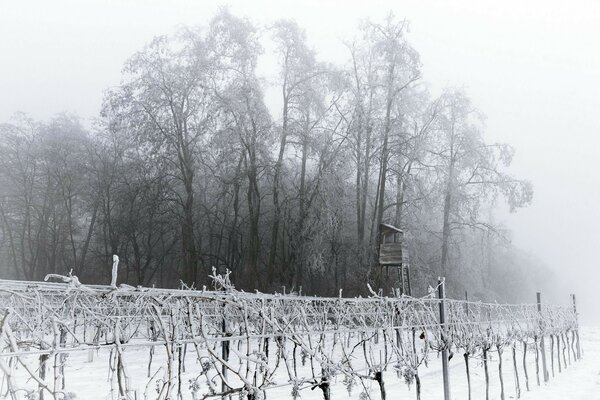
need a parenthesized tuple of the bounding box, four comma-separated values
(246, 148, 261, 289)
(375, 371, 386, 400)
(292, 132, 309, 290)
(267, 91, 289, 288)
(181, 173, 197, 285)
(440, 124, 456, 278)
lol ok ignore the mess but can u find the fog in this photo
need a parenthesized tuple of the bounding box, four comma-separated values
(1, 0, 599, 321)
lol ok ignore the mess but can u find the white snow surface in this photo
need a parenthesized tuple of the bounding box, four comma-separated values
(519, 327, 600, 400)
(8, 327, 599, 399)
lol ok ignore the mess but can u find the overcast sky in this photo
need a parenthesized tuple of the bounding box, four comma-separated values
(1, 0, 599, 319)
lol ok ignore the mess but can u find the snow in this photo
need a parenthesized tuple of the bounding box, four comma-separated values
(8, 327, 598, 399)
(0, 278, 588, 400)
(520, 327, 600, 400)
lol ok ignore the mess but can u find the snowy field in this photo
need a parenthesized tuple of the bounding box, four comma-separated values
(0, 279, 583, 400)
(6, 326, 596, 400)
(519, 326, 600, 400)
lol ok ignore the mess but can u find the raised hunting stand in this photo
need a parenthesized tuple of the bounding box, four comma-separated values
(379, 223, 412, 295)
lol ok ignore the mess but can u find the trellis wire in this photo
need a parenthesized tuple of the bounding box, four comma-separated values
(0, 272, 580, 400)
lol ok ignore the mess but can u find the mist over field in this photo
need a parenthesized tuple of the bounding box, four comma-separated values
(1, 0, 599, 322)
(2, 2, 600, 400)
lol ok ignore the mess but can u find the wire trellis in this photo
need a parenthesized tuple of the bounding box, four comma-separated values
(0, 272, 581, 400)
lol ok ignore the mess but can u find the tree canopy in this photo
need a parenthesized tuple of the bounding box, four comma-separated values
(0, 11, 545, 302)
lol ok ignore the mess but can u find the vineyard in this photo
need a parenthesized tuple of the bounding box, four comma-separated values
(0, 271, 581, 400)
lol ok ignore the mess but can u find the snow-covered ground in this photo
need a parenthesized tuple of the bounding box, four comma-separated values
(8, 327, 597, 399)
(317, 326, 599, 400)
(276, 325, 597, 400)
(520, 327, 600, 400)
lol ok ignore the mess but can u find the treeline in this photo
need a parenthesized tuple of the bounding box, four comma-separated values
(0, 11, 546, 300)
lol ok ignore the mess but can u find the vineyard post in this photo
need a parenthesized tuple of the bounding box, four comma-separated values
(438, 277, 451, 400)
(536, 292, 549, 382)
(110, 255, 119, 287)
(571, 294, 581, 359)
(221, 305, 230, 399)
(464, 291, 472, 400)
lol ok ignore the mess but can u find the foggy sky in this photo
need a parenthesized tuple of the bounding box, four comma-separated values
(1, 0, 599, 321)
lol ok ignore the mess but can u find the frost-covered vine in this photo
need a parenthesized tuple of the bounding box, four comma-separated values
(0, 272, 579, 400)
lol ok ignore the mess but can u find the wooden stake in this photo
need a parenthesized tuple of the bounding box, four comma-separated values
(550, 335, 555, 377)
(534, 338, 540, 386)
(556, 334, 562, 373)
(512, 345, 520, 398)
(111, 255, 119, 287)
(438, 277, 451, 400)
(536, 292, 549, 382)
(221, 311, 230, 399)
(571, 294, 581, 359)
(522, 341, 530, 391)
(483, 347, 490, 400)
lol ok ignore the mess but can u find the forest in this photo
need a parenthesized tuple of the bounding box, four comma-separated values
(0, 10, 551, 301)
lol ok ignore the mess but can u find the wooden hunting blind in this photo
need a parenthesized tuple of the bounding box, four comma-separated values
(378, 223, 412, 295)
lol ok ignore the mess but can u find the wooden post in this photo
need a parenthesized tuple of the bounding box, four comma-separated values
(464, 290, 472, 400)
(438, 277, 451, 400)
(571, 294, 581, 359)
(497, 344, 505, 400)
(536, 292, 549, 383)
(550, 335, 555, 377)
(221, 308, 230, 399)
(522, 341, 530, 391)
(39, 353, 49, 400)
(110, 255, 119, 287)
(406, 265, 412, 296)
(400, 265, 406, 295)
(556, 334, 562, 373)
(512, 345, 521, 399)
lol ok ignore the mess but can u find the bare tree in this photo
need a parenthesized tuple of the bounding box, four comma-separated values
(347, 15, 421, 287)
(432, 88, 533, 282)
(103, 27, 217, 285)
(210, 10, 271, 288)
(0, 12, 544, 301)
(267, 20, 322, 288)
